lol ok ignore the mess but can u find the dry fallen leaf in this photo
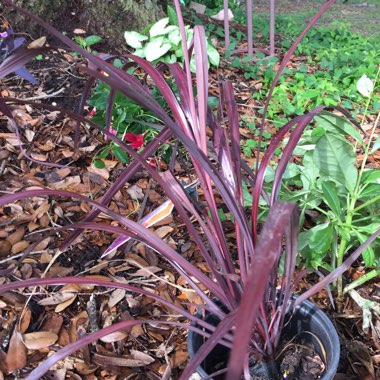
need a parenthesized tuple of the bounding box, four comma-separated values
(108, 289, 126, 308)
(38, 292, 77, 306)
(127, 184, 144, 201)
(154, 226, 174, 239)
(28, 36, 47, 49)
(6, 227, 25, 245)
(94, 349, 155, 367)
(125, 253, 149, 268)
(99, 331, 128, 343)
(74, 28, 86, 34)
(0, 240, 11, 258)
(30, 152, 48, 161)
(19, 307, 32, 333)
(87, 163, 109, 180)
(55, 294, 77, 313)
(6, 329, 27, 372)
(50, 176, 81, 190)
(11, 240, 30, 255)
(23, 331, 58, 350)
(131, 266, 162, 277)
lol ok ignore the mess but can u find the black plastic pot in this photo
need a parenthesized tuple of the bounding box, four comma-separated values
(187, 297, 340, 379)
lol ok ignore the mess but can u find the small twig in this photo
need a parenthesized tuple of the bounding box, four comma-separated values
(0, 159, 6, 176)
(0, 249, 56, 265)
(19, 87, 65, 101)
(125, 179, 153, 253)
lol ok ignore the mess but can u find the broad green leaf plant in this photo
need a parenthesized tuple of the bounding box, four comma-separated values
(266, 68, 380, 314)
(124, 17, 220, 70)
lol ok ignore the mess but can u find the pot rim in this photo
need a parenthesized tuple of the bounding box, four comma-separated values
(187, 296, 340, 380)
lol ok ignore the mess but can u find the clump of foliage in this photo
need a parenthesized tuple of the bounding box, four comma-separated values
(87, 74, 169, 167)
(88, 12, 220, 166)
(264, 72, 380, 303)
(221, 18, 380, 124)
(73, 34, 102, 53)
(124, 16, 220, 69)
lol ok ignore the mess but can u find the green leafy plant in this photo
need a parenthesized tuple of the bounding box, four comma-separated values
(225, 20, 379, 128)
(73, 34, 102, 52)
(124, 17, 220, 69)
(264, 70, 380, 311)
(87, 79, 166, 166)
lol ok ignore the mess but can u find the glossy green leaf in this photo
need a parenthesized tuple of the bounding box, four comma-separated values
(124, 31, 148, 49)
(354, 231, 375, 266)
(144, 38, 172, 61)
(282, 163, 301, 180)
(93, 158, 105, 169)
(97, 146, 111, 159)
(314, 133, 357, 193)
(207, 96, 219, 110)
(149, 18, 176, 37)
(358, 183, 380, 199)
(361, 169, 380, 184)
(112, 146, 129, 164)
(321, 181, 341, 218)
(242, 181, 252, 207)
(167, 4, 178, 26)
(207, 43, 220, 66)
(299, 222, 333, 255)
(168, 29, 181, 46)
(315, 111, 363, 144)
(299, 151, 319, 191)
(85, 35, 102, 46)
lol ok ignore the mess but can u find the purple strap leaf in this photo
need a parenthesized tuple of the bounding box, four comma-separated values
(226, 203, 299, 378)
(0, 46, 49, 83)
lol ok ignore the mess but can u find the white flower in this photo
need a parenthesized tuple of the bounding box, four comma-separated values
(357, 74, 374, 98)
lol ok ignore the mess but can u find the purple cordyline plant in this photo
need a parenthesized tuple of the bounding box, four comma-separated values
(0, 0, 379, 379)
(0, 21, 38, 84)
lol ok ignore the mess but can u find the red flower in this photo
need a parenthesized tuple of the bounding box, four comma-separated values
(89, 108, 96, 117)
(124, 133, 144, 150)
(147, 157, 157, 167)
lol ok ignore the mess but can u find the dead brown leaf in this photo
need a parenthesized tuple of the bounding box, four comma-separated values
(99, 331, 128, 343)
(93, 349, 154, 367)
(11, 240, 30, 255)
(23, 331, 58, 350)
(38, 292, 76, 306)
(108, 288, 126, 308)
(5, 329, 27, 372)
(154, 226, 174, 239)
(28, 36, 47, 49)
(0, 240, 11, 258)
(87, 163, 109, 180)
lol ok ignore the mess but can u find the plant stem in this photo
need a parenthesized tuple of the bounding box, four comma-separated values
(344, 267, 380, 294)
(336, 208, 354, 306)
(353, 194, 380, 213)
(336, 66, 380, 307)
